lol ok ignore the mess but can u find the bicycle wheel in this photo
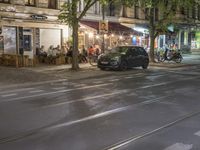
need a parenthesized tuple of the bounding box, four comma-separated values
(89, 56, 98, 66)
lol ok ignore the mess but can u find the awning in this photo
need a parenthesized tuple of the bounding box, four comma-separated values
(121, 23, 149, 34)
(80, 20, 142, 35)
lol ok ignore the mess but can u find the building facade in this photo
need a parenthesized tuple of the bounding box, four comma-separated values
(83, 1, 200, 54)
(0, 0, 69, 65)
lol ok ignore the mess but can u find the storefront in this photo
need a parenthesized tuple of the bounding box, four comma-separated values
(0, 19, 69, 67)
(79, 20, 142, 51)
(0, 3, 70, 67)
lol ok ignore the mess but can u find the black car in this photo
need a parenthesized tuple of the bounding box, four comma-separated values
(97, 45, 149, 70)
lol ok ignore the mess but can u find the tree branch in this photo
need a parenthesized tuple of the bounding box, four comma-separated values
(78, 0, 99, 20)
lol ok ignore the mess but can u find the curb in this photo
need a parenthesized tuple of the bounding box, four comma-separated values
(149, 62, 194, 68)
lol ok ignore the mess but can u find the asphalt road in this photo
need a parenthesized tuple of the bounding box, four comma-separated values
(0, 65, 200, 150)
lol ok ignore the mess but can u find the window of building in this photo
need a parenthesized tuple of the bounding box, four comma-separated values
(145, 8, 149, 20)
(94, 2, 97, 14)
(48, 0, 57, 9)
(108, 1, 115, 16)
(180, 7, 185, 15)
(192, 5, 196, 19)
(25, 0, 36, 6)
(78, 1, 82, 12)
(154, 8, 159, 21)
(0, 0, 10, 3)
(198, 5, 200, 20)
(187, 8, 191, 18)
(134, 6, 139, 19)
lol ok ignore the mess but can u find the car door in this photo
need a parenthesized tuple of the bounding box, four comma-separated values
(137, 47, 148, 65)
(127, 47, 139, 67)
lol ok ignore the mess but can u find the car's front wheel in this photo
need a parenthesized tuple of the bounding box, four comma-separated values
(119, 61, 128, 71)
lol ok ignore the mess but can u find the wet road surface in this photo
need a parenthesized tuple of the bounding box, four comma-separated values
(0, 65, 200, 150)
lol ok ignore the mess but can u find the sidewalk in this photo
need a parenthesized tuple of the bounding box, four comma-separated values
(27, 54, 200, 72)
(0, 54, 199, 87)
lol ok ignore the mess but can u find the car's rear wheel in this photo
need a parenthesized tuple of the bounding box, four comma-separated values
(119, 61, 128, 71)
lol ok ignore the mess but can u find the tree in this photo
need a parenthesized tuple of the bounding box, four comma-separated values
(58, 0, 108, 70)
(126, 0, 194, 62)
(58, 0, 134, 70)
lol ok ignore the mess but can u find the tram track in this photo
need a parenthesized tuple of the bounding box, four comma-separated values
(0, 83, 199, 145)
(104, 109, 200, 150)
(0, 67, 199, 146)
(0, 94, 170, 144)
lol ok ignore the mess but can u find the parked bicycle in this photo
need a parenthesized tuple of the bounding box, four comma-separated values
(154, 49, 183, 63)
(88, 47, 101, 66)
(88, 54, 99, 66)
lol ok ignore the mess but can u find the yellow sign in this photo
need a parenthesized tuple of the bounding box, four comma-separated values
(99, 20, 108, 34)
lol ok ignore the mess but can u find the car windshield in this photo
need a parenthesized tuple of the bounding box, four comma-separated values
(110, 46, 128, 54)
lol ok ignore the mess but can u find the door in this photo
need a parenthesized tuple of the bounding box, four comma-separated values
(23, 28, 33, 59)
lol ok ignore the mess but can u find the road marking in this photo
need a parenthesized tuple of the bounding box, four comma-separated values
(61, 82, 75, 85)
(0, 83, 112, 103)
(41, 91, 126, 108)
(48, 106, 128, 130)
(110, 79, 120, 82)
(1, 93, 17, 98)
(47, 96, 168, 130)
(73, 84, 86, 87)
(0, 88, 35, 94)
(164, 143, 193, 150)
(29, 90, 44, 93)
(194, 130, 200, 136)
(125, 76, 133, 79)
(52, 87, 66, 90)
(139, 82, 167, 89)
(1, 79, 68, 89)
(93, 81, 104, 84)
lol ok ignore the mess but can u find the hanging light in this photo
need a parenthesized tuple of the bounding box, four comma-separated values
(96, 35, 100, 39)
(119, 36, 123, 39)
(89, 32, 94, 38)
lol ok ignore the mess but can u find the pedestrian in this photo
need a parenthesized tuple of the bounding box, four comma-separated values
(66, 46, 73, 64)
(81, 46, 88, 63)
(88, 46, 94, 56)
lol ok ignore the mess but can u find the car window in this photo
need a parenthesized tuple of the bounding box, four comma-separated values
(138, 47, 148, 56)
(111, 46, 128, 54)
(130, 47, 139, 56)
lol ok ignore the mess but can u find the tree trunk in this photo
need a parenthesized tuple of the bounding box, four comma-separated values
(148, 7, 157, 62)
(71, 20, 80, 70)
(71, 1, 79, 70)
(149, 29, 156, 62)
